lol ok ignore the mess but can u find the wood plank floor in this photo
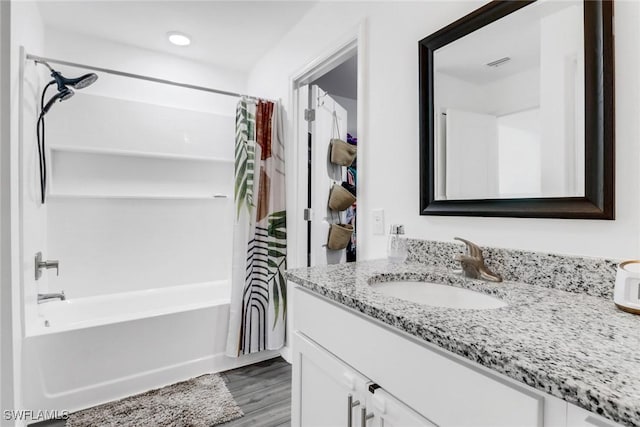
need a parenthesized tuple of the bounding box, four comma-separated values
(220, 357, 292, 427)
(30, 356, 292, 426)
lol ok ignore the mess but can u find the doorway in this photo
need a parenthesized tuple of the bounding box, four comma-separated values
(291, 38, 360, 268)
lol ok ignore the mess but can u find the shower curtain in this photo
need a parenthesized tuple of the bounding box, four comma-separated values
(226, 98, 287, 356)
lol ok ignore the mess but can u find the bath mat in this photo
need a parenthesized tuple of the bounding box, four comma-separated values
(66, 373, 243, 427)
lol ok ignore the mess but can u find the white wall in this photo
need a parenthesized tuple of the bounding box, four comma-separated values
(44, 94, 235, 298)
(435, 68, 539, 118)
(0, 1, 11, 422)
(45, 93, 235, 159)
(46, 197, 235, 298)
(1, 2, 46, 423)
(539, 4, 584, 198)
(36, 29, 244, 298)
(482, 68, 539, 116)
(18, 15, 48, 335)
(247, 1, 640, 261)
(43, 29, 245, 115)
(435, 69, 540, 200)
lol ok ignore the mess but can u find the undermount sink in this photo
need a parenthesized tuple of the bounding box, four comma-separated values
(371, 281, 507, 310)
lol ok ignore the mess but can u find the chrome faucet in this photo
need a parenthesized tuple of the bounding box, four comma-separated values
(38, 291, 66, 304)
(35, 252, 59, 280)
(454, 237, 502, 282)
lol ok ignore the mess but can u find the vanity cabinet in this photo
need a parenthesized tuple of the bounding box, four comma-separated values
(567, 406, 618, 427)
(291, 284, 622, 427)
(293, 331, 434, 427)
(366, 387, 435, 427)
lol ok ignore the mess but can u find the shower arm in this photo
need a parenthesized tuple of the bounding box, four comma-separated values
(34, 59, 54, 73)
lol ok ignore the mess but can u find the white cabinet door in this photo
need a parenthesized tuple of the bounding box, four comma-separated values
(567, 404, 620, 427)
(292, 331, 368, 427)
(365, 388, 436, 427)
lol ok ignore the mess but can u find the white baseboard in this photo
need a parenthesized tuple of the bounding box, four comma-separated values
(280, 345, 293, 363)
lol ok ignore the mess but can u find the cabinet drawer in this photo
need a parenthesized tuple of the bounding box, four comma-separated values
(292, 286, 544, 427)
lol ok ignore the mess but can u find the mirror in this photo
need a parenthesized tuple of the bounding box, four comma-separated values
(419, 1, 614, 219)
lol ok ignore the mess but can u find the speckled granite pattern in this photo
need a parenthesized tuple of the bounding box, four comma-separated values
(286, 260, 640, 427)
(407, 239, 619, 298)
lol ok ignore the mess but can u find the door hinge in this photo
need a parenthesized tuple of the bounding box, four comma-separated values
(303, 208, 313, 221)
(304, 108, 315, 122)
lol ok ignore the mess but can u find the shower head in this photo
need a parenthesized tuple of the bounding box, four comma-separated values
(41, 87, 75, 115)
(34, 60, 98, 116)
(51, 71, 98, 90)
(34, 59, 99, 92)
(45, 69, 96, 114)
(73, 73, 98, 89)
(34, 58, 97, 205)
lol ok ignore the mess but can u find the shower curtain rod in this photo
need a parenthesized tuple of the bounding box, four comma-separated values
(26, 53, 274, 102)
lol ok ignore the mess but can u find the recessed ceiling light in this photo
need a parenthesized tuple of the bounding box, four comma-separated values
(167, 31, 191, 47)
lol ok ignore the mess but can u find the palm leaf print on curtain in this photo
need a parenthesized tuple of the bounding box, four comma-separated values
(226, 98, 287, 356)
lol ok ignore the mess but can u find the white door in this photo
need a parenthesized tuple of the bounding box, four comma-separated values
(445, 108, 498, 200)
(292, 332, 368, 427)
(309, 85, 348, 266)
(366, 388, 437, 427)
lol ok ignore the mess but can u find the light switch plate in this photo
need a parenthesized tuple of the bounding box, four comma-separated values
(372, 209, 385, 235)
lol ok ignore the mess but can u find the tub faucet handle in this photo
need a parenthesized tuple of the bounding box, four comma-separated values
(44, 260, 59, 276)
(35, 252, 60, 280)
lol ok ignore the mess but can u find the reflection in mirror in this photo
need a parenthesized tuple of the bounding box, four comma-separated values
(433, 0, 584, 201)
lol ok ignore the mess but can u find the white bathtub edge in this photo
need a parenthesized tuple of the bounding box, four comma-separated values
(27, 280, 231, 337)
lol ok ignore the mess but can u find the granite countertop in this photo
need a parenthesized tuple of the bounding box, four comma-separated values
(286, 260, 640, 427)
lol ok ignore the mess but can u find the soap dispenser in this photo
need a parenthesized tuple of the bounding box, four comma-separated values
(387, 224, 407, 262)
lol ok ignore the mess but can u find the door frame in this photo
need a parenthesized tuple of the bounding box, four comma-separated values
(288, 21, 368, 269)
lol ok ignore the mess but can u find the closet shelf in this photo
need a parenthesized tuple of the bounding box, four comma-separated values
(47, 193, 230, 201)
(49, 145, 234, 164)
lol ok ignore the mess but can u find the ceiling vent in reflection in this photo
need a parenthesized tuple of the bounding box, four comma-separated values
(486, 57, 511, 67)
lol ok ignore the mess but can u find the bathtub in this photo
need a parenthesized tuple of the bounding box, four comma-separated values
(23, 280, 279, 414)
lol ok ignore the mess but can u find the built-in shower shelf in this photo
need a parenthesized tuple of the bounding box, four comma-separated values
(48, 193, 229, 200)
(49, 145, 234, 164)
(48, 146, 234, 199)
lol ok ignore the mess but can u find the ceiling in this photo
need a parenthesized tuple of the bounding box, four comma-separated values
(36, 1, 316, 71)
(435, 21, 540, 86)
(435, 0, 582, 85)
(313, 55, 357, 99)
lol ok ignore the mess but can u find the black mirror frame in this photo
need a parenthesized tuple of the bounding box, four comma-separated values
(418, 0, 614, 219)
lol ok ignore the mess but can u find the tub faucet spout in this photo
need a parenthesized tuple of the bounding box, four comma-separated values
(38, 291, 66, 304)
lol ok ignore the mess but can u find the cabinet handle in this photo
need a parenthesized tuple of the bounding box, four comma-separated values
(347, 394, 360, 427)
(361, 407, 374, 427)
